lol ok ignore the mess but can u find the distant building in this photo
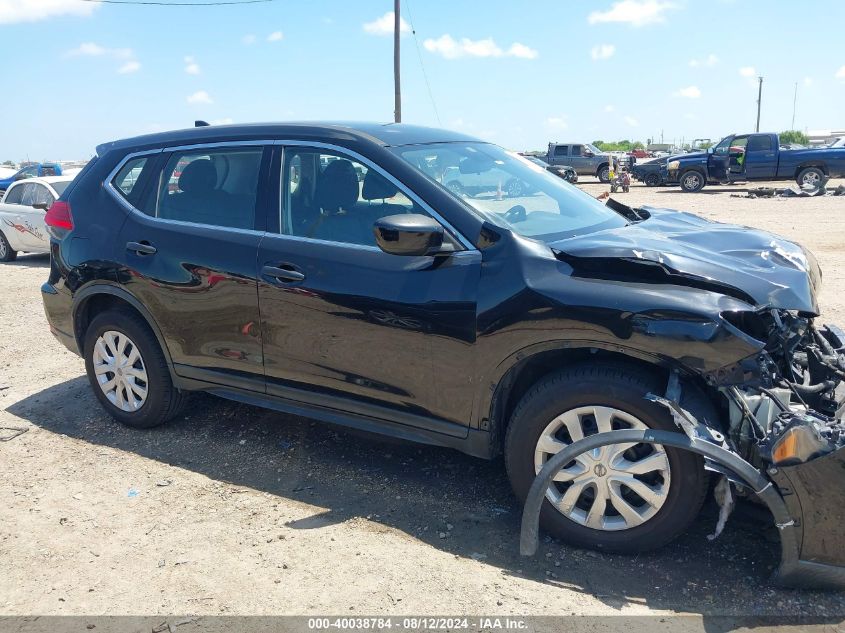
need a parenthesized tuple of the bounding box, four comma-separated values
(806, 129, 845, 146)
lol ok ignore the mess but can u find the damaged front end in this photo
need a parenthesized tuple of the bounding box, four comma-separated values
(716, 309, 845, 588)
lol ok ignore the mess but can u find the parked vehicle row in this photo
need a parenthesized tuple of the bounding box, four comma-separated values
(0, 176, 74, 261)
(545, 142, 611, 182)
(0, 162, 63, 196)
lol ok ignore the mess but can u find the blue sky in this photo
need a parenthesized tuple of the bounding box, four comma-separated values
(2, 0, 844, 160)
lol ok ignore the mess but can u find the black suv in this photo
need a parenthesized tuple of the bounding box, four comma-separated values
(42, 122, 844, 559)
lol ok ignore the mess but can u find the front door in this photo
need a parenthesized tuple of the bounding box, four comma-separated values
(257, 145, 481, 429)
(115, 144, 271, 389)
(707, 136, 732, 182)
(17, 182, 52, 250)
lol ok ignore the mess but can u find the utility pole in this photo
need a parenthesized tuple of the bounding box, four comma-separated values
(791, 81, 798, 130)
(393, 0, 401, 123)
(755, 76, 763, 132)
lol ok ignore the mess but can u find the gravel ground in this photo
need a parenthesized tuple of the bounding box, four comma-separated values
(1, 178, 844, 618)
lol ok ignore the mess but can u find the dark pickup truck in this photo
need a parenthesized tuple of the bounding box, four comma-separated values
(664, 132, 845, 192)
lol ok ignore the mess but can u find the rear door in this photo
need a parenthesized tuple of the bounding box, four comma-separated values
(114, 142, 271, 390)
(257, 143, 481, 430)
(744, 134, 777, 180)
(16, 182, 52, 250)
(568, 145, 588, 173)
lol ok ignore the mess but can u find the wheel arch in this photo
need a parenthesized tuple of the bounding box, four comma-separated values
(794, 162, 828, 178)
(595, 162, 610, 176)
(72, 284, 176, 379)
(482, 343, 720, 456)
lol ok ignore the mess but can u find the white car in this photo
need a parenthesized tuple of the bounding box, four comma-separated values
(0, 176, 73, 261)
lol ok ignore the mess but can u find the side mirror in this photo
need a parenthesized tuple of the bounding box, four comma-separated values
(374, 214, 445, 256)
(583, 150, 594, 157)
(33, 202, 50, 210)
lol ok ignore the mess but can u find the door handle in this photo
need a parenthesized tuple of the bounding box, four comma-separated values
(126, 241, 157, 256)
(262, 265, 305, 283)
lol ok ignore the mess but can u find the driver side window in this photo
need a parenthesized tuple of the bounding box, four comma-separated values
(281, 148, 429, 247)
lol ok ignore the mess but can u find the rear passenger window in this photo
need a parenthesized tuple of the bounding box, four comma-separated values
(148, 148, 263, 230)
(281, 148, 427, 247)
(554, 145, 569, 157)
(747, 136, 773, 152)
(113, 157, 148, 197)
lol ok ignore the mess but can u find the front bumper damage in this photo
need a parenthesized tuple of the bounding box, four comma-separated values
(520, 315, 845, 590)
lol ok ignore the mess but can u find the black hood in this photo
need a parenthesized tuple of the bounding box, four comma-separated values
(550, 208, 822, 314)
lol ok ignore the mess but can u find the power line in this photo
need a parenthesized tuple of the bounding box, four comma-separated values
(403, 0, 441, 126)
(77, 0, 276, 6)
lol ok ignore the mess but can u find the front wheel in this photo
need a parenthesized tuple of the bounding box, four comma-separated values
(0, 231, 17, 262)
(83, 309, 187, 428)
(505, 364, 710, 552)
(679, 170, 705, 192)
(598, 166, 611, 183)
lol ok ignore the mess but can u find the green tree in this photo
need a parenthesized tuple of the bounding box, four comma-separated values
(779, 130, 809, 145)
(1, 160, 13, 167)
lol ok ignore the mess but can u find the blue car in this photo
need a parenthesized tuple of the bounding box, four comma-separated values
(0, 163, 63, 194)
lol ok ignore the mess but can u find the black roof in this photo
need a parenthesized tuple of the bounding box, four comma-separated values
(96, 122, 483, 155)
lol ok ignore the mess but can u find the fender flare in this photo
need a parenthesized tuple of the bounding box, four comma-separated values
(71, 282, 177, 379)
(516, 429, 844, 589)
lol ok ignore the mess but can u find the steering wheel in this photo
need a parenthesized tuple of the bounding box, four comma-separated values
(504, 204, 527, 223)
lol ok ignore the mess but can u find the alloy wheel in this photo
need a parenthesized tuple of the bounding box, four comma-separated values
(534, 405, 671, 531)
(92, 330, 149, 412)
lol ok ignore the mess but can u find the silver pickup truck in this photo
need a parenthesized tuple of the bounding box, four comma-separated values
(545, 143, 611, 182)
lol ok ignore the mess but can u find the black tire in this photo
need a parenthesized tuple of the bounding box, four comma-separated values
(644, 173, 661, 187)
(83, 308, 187, 429)
(796, 167, 824, 189)
(505, 178, 525, 198)
(598, 165, 611, 183)
(0, 230, 17, 262)
(505, 363, 712, 553)
(679, 170, 705, 193)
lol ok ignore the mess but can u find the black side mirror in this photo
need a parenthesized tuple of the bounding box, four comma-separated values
(583, 150, 594, 157)
(33, 202, 49, 210)
(374, 214, 445, 256)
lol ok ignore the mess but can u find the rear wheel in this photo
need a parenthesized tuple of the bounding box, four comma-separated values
(83, 309, 186, 428)
(796, 167, 824, 189)
(505, 364, 711, 552)
(0, 231, 17, 262)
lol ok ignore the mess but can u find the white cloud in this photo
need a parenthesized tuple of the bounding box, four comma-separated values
(118, 60, 141, 74)
(423, 34, 537, 60)
(674, 85, 701, 98)
(210, 118, 234, 125)
(546, 116, 568, 130)
(363, 11, 410, 36)
(267, 31, 283, 42)
(803, 76, 813, 86)
(187, 90, 213, 105)
(624, 115, 639, 127)
(836, 66, 845, 79)
(507, 42, 539, 59)
(689, 53, 718, 67)
(684, 112, 698, 120)
(591, 44, 616, 60)
(66, 42, 132, 59)
(604, 105, 615, 112)
(739, 66, 756, 77)
(0, 0, 96, 24)
(184, 55, 200, 75)
(242, 34, 257, 45)
(588, 1, 677, 27)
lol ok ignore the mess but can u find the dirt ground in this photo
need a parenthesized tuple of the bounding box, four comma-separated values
(1, 178, 844, 619)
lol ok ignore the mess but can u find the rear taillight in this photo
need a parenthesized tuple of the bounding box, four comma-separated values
(45, 201, 73, 231)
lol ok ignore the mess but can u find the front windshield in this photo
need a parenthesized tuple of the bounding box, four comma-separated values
(393, 142, 627, 243)
(585, 143, 603, 155)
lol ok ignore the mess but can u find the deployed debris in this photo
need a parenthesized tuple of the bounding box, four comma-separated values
(732, 182, 845, 198)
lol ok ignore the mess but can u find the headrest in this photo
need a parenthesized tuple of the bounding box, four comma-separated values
(178, 159, 217, 193)
(362, 170, 398, 200)
(317, 159, 359, 212)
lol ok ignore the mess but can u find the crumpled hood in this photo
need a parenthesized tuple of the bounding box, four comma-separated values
(550, 207, 822, 313)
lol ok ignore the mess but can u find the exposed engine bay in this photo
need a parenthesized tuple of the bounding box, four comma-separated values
(721, 310, 845, 469)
